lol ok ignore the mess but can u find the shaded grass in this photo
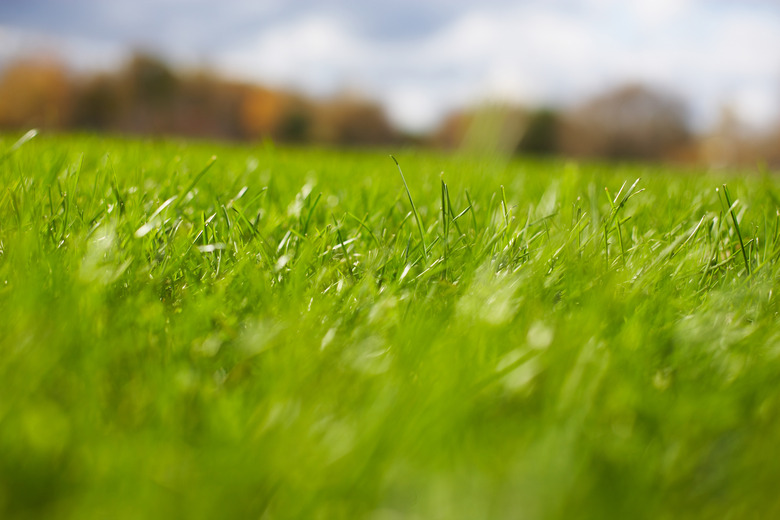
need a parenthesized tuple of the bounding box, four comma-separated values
(1, 133, 780, 519)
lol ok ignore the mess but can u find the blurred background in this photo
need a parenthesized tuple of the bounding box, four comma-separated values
(1, 0, 779, 166)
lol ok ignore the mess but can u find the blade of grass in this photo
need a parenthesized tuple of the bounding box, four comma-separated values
(391, 155, 427, 259)
(719, 184, 750, 275)
(173, 155, 218, 211)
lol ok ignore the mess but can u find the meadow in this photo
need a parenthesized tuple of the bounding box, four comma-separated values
(1, 131, 780, 519)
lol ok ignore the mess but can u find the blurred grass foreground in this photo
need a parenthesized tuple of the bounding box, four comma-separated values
(2, 132, 780, 518)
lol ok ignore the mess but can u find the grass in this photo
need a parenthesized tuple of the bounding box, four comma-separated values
(2, 132, 780, 519)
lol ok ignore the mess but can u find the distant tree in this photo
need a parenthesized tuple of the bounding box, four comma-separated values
(0, 58, 72, 129)
(516, 108, 560, 155)
(72, 74, 122, 129)
(431, 111, 471, 149)
(240, 86, 286, 139)
(560, 84, 690, 160)
(0, 53, 412, 147)
(768, 127, 780, 166)
(313, 95, 397, 146)
(761, 94, 780, 166)
(123, 53, 178, 108)
(175, 73, 245, 139)
(277, 98, 314, 143)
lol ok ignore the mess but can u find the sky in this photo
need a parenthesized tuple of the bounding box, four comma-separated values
(1, 0, 780, 133)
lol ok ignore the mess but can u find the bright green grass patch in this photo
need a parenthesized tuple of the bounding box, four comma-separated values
(2, 133, 780, 519)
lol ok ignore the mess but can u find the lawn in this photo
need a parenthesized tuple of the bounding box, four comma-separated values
(1, 132, 780, 519)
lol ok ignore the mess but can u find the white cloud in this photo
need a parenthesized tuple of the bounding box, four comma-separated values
(632, 0, 693, 27)
(218, 1, 779, 132)
(391, 2, 780, 130)
(0, 25, 125, 71)
(384, 85, 447, 131)
(218, 15, 366, 94)
(733, 86, 780, 131)
(3, 0, 780, 133)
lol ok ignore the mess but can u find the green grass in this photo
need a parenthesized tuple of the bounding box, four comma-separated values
(2, 132, 780, 519)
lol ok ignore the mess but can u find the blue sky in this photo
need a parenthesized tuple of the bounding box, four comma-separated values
(1, 0, 779, 132)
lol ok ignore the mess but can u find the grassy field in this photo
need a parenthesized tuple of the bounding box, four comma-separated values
(2, 132, 780, 519)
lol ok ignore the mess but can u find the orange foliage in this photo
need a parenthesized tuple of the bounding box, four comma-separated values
(0, 58, 72, 130)
(241, 87, 286, 139)
(0, 53, 399, 146)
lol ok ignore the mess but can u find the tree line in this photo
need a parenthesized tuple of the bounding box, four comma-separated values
(0, 53, 399, 147)
(0, 53, 778, 165)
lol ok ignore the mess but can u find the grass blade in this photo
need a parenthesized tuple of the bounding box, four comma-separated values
(391, 155, 427, 259)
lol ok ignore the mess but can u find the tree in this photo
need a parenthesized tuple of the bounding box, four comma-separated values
(516, 108, 560, 155)
(560, 84, 690, 161)
(123, 53, 178, 108)
(312, 95, 397, 146)
(72, 74, 121, 129)
(0, 58, 72, 130)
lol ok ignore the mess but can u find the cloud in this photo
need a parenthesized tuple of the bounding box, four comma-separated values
(2, 0, 779, 132)
(217, 15, 365, 93)
(214, 1, 780, 131)
(0, 25, 125, 71)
